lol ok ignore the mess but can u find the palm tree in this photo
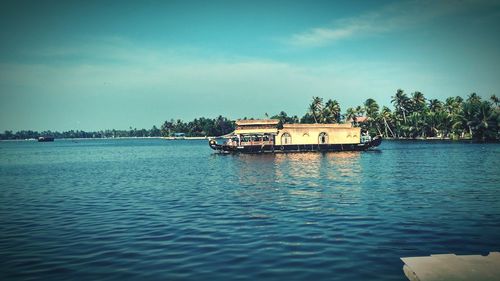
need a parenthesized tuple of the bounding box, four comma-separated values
(408, 112, 425, 138)
(324, 99, 341, 123)
(345, 107, 357, 123)
(308, 104, 318, 123)
(271, 111, 291, 127)
(379, 106, 395, 138)
(309, 96, 323, 123)
(161, 119, 175, 137)
(426, 104, 450, 138)
(443, 96, 465, 138)
(411, 91, 426, 113)
(355, 105, 365, 117)
(444, 97, 455, 114)
(364, 98, 381, 135)
(462, 101, 478, 138)
(364, 98, 379, 118)
(428, 99, 443, 112)
(490, 94, 499, 107)
(474, 101, 496, 140)
(462, 99, 498, 140)
(467, 92, 481, 104)
(391, 89, 410, 124)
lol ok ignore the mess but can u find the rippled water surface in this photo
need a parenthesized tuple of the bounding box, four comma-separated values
(1, 139, 499, 280)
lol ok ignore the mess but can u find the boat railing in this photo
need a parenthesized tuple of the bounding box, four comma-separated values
(240, 140, 274, 146)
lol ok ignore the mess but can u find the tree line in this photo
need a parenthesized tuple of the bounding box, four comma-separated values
(0, 117, 236, 140)
(0, 126, 163, 140)
(245, 90, 498, 141)
(1, 90, 498, 140)
(336, 90, 498, 141)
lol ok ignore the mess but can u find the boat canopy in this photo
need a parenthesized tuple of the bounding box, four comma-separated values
(234, 119, 279, 135)
(234, 128, 278, 134)
(235, 119, 279, 126)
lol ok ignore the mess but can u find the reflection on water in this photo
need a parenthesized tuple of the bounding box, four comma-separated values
(274, 153, 322, 185)
(233, 152, 364, 215)
(236, 152, 360, 188)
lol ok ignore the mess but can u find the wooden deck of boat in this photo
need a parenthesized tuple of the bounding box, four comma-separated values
(401, 252, 500, 281)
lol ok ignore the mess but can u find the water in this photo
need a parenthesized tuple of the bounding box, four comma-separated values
(0, 139, 499, 281)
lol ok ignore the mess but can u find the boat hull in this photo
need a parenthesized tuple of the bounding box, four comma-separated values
(209, 137, 382, 154)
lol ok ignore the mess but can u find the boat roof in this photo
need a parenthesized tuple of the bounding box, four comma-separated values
(283, 123, 352, 128)
(234, 128, 278, 135)
(235, 119, 279, 126)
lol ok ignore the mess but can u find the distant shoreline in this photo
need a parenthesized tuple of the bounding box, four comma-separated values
(162, 136, 211, 140)
(0, 136, 216, 141)
(0, 136, 498, 143)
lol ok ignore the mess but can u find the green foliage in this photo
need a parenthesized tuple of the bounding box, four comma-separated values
(301, 90, 498, 141)
(270, 111, 299, 128)
(159, 116, 235, 137)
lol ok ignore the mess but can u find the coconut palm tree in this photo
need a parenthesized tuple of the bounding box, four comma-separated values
(271, 111, 293, 127)
(490, 94, 499, 107)
(355, 105, 365, 117)
(444, 97, 455, 114)
(324, 99, 341, 123)
(442, 96, 465, 138)
(363, 98, 381, 135)
(364, 98, 379, 118)
(462, 100, 479, 138)
(379, 106, 396, 138)
(408, 112, 425, 138)
(161, 119, 175, 137)
(309, 96, 323, 123)
(473, 101, 497, 140)
(411, 91, 426, 113)
(345, 107, 357, 123)
(391, 89, 410, 124)
(428, 99, 443, 112)
(467, 92, 481, 104)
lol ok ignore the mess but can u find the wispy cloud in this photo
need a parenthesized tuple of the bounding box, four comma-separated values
(286, 0, 500, 47)
(1, 39, 427, 130)
(2, 30, 497, 130)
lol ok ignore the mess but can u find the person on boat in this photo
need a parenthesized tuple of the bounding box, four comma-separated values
(361, 130, 372, 143)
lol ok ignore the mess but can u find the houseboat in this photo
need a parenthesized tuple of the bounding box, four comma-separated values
(209, 119, 381, 153)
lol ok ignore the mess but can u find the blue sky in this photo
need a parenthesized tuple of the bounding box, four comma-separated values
(1, 0, 499, 131)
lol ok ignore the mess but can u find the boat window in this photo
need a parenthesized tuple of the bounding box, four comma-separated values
(319, 132, 328, 144)
(281, 133, 292, 145)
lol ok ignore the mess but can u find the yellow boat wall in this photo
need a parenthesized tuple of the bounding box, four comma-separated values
(276, 124, 361, 145)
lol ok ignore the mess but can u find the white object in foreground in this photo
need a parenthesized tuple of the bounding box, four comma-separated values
(401, 252, 500, 281)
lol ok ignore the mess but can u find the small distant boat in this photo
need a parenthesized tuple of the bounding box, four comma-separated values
(209, 119, 382, 153)
(38, 136, 54, 142)
(163, 133, 186, 140)
(172, 133, 186, 140)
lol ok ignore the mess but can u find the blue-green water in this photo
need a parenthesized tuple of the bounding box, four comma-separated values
(0, 139, 499, 281)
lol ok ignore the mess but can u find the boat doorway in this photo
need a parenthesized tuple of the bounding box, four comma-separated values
(318, 132, 328, 144)
(281, 133, 292, 145)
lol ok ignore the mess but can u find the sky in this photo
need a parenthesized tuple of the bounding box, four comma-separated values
(1, 0, 500, 131)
